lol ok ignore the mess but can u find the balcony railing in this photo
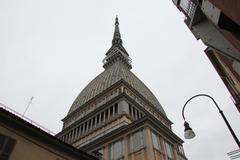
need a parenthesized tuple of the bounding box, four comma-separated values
(180, 0, 197, 18)
(173, 0, 202, 26)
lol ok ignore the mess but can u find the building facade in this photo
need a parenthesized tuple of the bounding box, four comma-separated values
(0, 107, 98, 160)
(172, 0, 240, 112)
(56, 17, 187, 160)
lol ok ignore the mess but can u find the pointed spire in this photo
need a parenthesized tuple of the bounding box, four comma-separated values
(103, 16, 132, 69)
(112, 15, 122, 45)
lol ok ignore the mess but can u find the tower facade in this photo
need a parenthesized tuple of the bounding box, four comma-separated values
(57, 17, 187, 160)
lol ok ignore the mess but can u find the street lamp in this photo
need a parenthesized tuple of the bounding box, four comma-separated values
(182, 94, 240, 148)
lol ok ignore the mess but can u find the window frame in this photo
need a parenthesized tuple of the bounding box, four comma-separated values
(129, 129, 145, 152)
(151, 131, 162, 151)
(165, 141, 174, 160)
(109, 139, 124, 160)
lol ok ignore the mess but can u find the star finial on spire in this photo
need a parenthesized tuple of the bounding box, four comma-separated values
(115, 15, 119, 25)
(112, 15, 122, 45)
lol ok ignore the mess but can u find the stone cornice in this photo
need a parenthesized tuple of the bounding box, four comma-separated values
(59, 79, 172, 133)
(62, 80, 124, 122)
(80, 116, 183, 151)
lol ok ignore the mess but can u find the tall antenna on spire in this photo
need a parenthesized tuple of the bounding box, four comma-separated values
(23, 96, 34, 116)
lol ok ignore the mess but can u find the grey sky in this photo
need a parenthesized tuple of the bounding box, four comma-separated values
(0, 0, 239, 159)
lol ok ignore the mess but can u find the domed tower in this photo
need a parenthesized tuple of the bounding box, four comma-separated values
(57, 17, 187, 160)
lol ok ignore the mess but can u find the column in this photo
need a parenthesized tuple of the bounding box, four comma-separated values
(173, 144, 180, 160)
(89, 119, 92, 131)
(145, 127, 155, 160)
(71, 130, 75, 142)
(66, 134, 68, 142)
(78, 125, 81, 138)
(103, 145, 108, 160)
(86, 121, 89, 133)
(74, 128, 77, 140)
(69, 131, 72, 142)
(103, 110, 106, 123)
(118, 100, 129, 114)
(162, 139, 167, 160)
(123, 136, 129, 160)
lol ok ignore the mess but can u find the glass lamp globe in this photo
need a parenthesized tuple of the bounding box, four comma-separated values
(184, 129, 196, 139)
(184, 121, 196, 139)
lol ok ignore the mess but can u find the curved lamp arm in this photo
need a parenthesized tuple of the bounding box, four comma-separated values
(182, 94, 240, 148)
(182, 94, 221, 121)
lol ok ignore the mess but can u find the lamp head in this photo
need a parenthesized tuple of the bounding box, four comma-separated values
(184, 121, 196, 139)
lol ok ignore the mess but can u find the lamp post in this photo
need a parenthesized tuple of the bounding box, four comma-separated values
(182, 94, 240, 148)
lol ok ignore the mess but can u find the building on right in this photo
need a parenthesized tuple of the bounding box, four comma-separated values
(172, 0, 240, 112)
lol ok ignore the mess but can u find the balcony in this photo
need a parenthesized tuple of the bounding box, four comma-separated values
(172, 0, 240, 62)
(173, 0, 205, 27)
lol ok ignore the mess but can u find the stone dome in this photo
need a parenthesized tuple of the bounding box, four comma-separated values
(67, 17, 166, 116)
(68, 61, 166, 115)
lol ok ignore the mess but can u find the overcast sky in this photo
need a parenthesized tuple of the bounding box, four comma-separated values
(0, 0, 240, 159)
